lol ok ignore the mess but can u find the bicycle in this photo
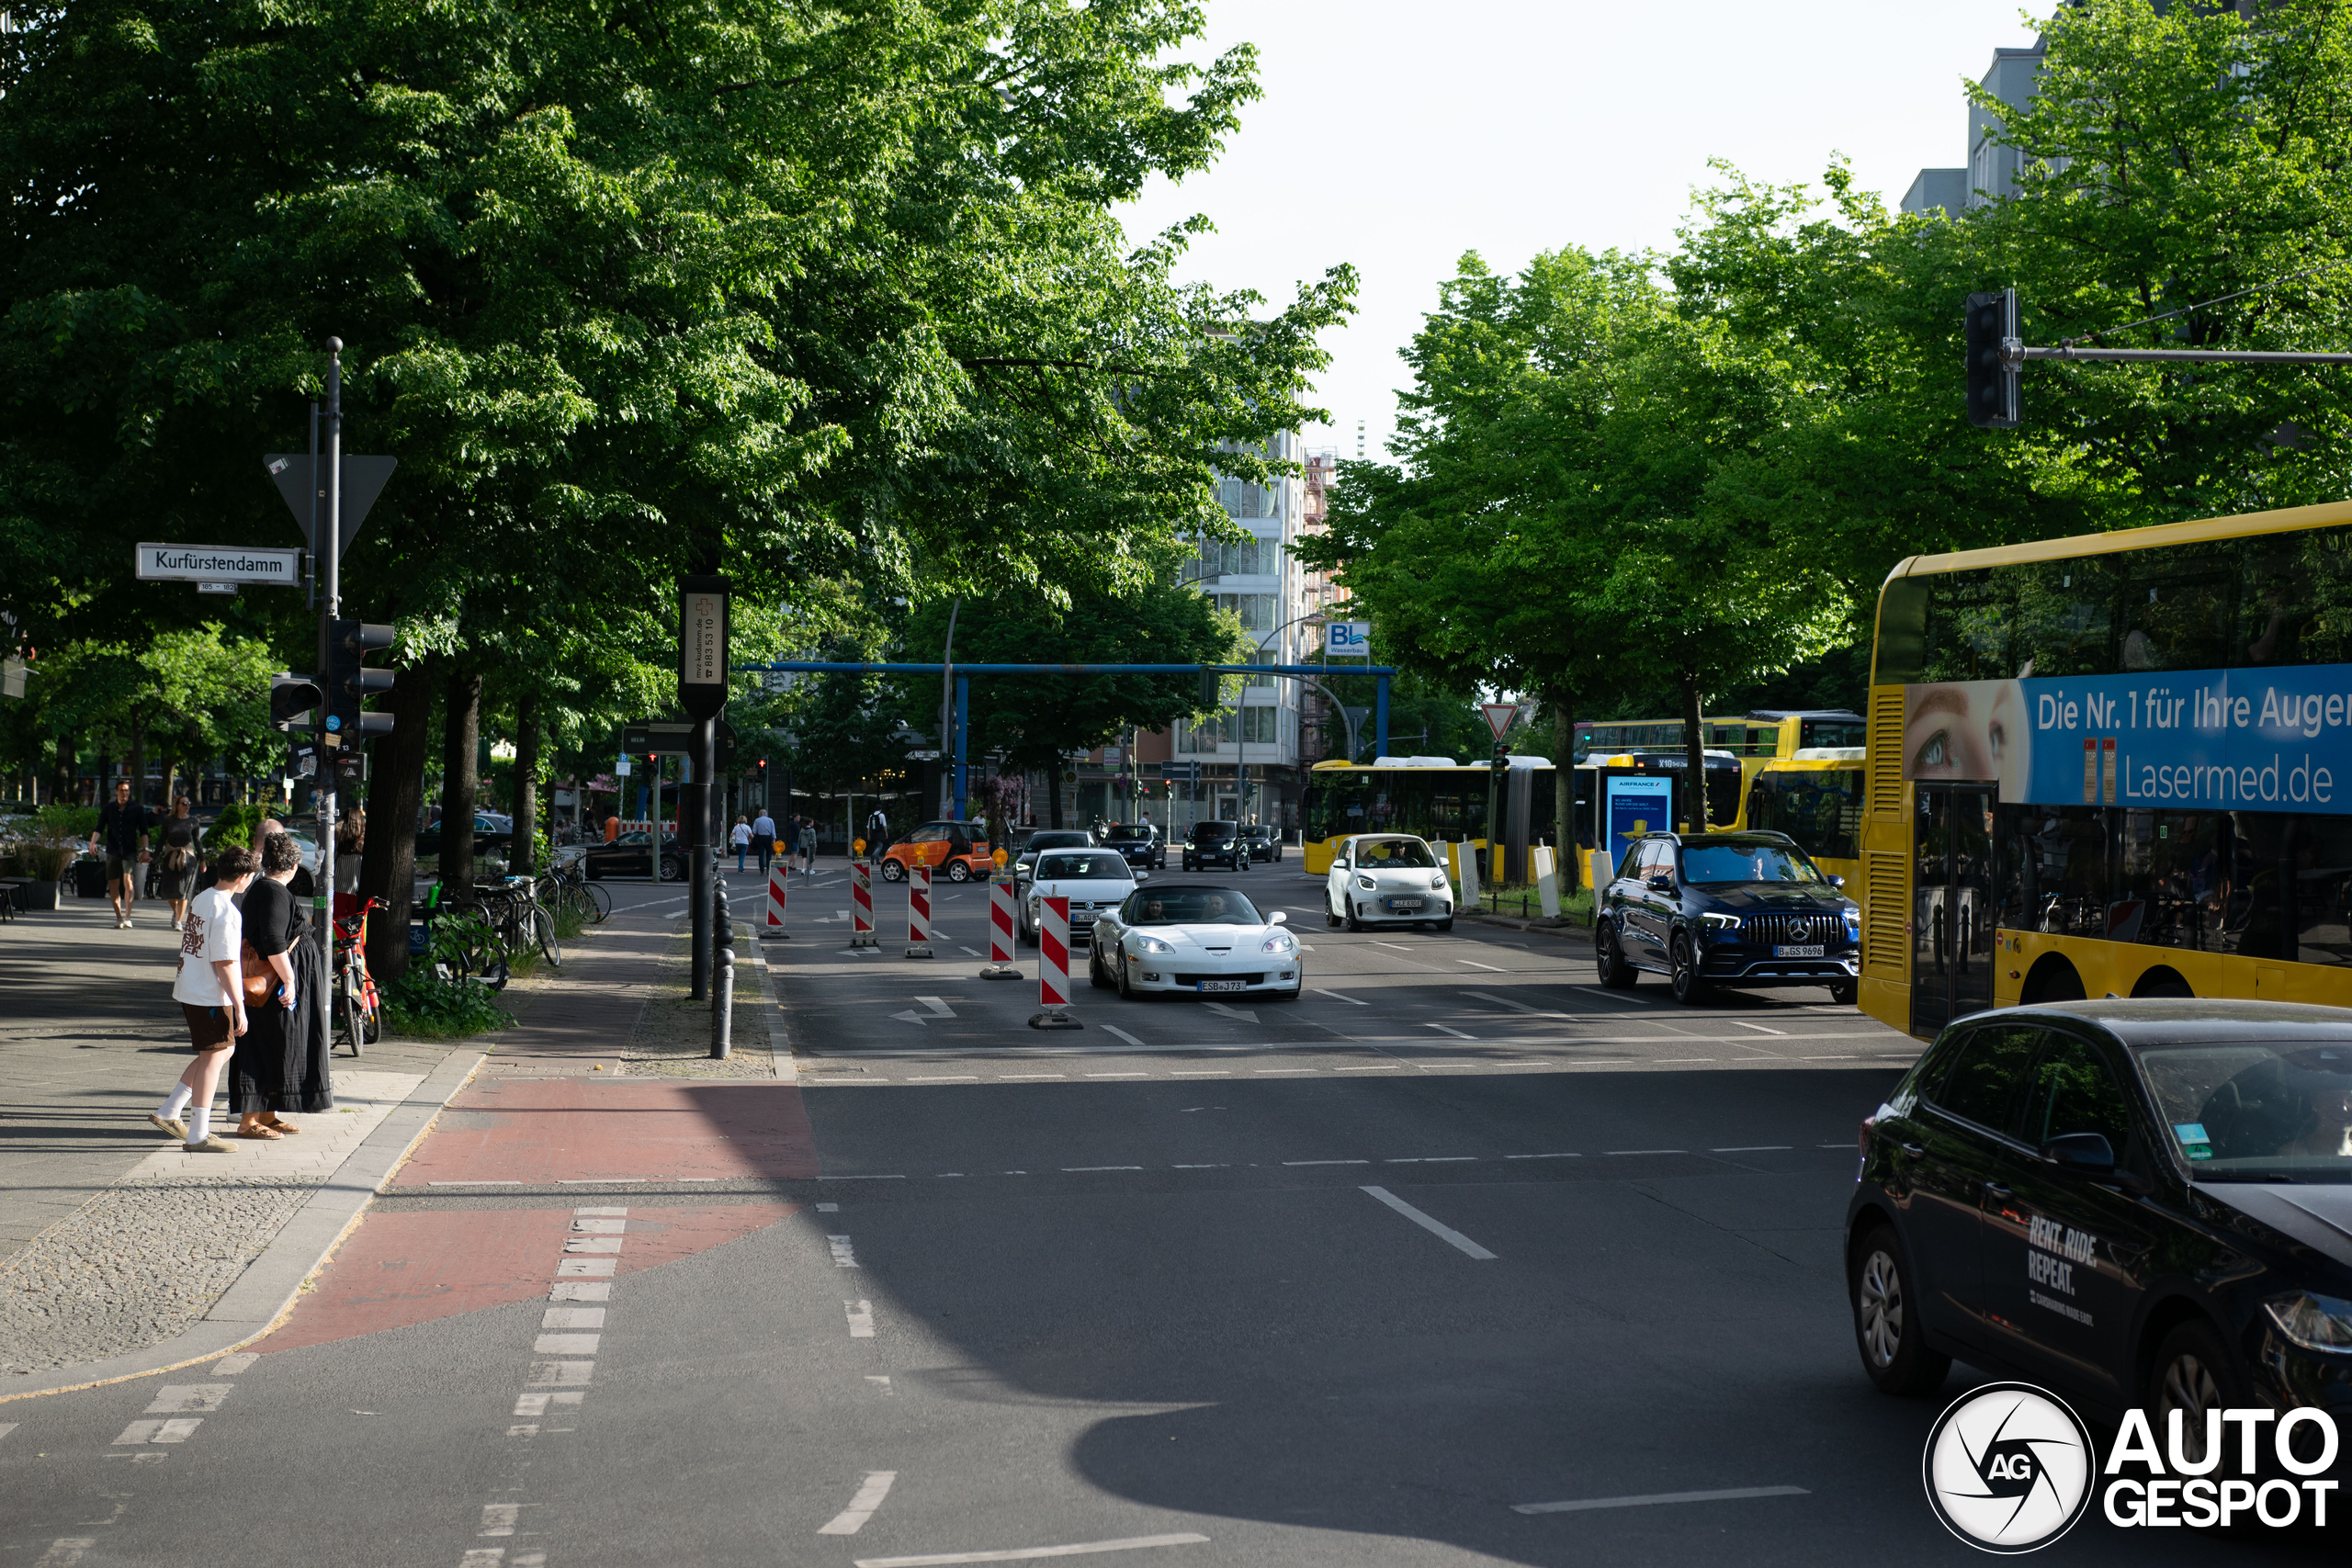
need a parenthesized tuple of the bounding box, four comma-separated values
(419, 883, 512, 990)
(476, 874, 560, 969)
(539, 858, 609, 926)
(333, 895, 385, 1057)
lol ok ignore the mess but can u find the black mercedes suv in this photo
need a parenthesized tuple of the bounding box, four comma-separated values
(1594, 829, 1859, 1005)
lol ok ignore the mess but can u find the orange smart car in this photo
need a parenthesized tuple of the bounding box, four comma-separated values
(877, 820, 992, 883)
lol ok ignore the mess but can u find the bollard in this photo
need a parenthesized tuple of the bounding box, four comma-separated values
(1027, 894, 1082, 1030)
(763, 863, 790, 940)
(905, 862, 934, 958)
(713, 884, 732, 1014)
(979, 874, 1021, 979)
(850, 859, 876, 948)
(711, 941, 734, 1058)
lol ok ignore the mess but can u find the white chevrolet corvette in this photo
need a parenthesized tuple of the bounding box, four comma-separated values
(1087, 882, 1301, 1001)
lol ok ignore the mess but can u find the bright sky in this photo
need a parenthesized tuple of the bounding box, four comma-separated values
(1118, 1, 2043, 462)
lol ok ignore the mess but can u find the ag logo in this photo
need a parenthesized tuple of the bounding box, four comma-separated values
(324, 715, 343, 732)
(1922, 1382, 2095, 1552)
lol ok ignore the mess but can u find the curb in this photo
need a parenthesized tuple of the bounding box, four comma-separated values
(0, 1044, 487, 1404)
(751, 931, 797, 1080)
(1460, 909, 1589, 938)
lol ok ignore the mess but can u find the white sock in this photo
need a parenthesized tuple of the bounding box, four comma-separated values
(187, 1106, 211, 1144)
(157, 1085, 193, 1119)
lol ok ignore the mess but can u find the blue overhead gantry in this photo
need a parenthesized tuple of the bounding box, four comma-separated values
(738, 661, 1395, 821)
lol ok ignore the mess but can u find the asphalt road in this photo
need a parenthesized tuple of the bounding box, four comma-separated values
(0, 864, 2324, 1564)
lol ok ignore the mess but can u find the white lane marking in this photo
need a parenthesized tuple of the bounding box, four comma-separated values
(819, 1470, 899, 1535)
(514, 1393, 584, 1416)
(560, 1177, 648, 1185)
(1656, 1057, 1715, 1064)
(210, 1354, 258, 1374)
(816, 1203, 840, 1213)
(143, 1385, 231, 1414)
(1317, 989, 1369, 1005)
(1606, 1148, 1686, 1156)
(1424, 1023, 1476, 1040)
(541, 1307, 605, 1328)
(1713, 1145, 1792, 1153)
(820, 1174, 908, 1180)
(914, 996, 956, 1017)
(533, 1333, 601, 1353)
(958, 946, 981, 956)
(1368, 941, 1413, 951)
(1730, 1021, 1787, 1036)
(480, 1502, 524, 1536)
(526, 1360, 595, 1385)
(111, 1418, 202, 1445)
(910, 1075, 980, 1082)
(565, 1236, 624, 1253)
(1462, 990, 1564, 1017)
(1575, 987, 1654, 1003)
(853, 1534, 1210, 1567)
(430, 1179, 525, 1186)
(1385, 1156, 1476, 1163)
(557, 1257, 616, 1277)
(1458, 959, 1507, 972)
(1332, 1064, 1405, 1071)
(0, 1422, 15, 1441)
(1503, 1153, 1580, 1159)
(1062, 1166, 1143, 1172)
(458, 1551, 506, 1567)
(999, 1073, 1069, 1081)
(1169, 1070, 1231, 1077)
(829, 1236, 860, 1268)
(36, 1544, 96, 1568)
(866, 1376, 894, 1392)
(1101, 1025, 1148, 1047)
(1283, 1159, 1368, 1167)
(1201, 1001, 1257, 1022)
(1513, 1485, 1808, 1515)
(550, 1281, 612, 1302)
(1087, 1071, 1148, 1078)
(1360, 1185, 1498, 1260)
(846, 1301, 875, 1338)
(571, 1216, 628, 1233)
(1172, 1164, 1228, 1169)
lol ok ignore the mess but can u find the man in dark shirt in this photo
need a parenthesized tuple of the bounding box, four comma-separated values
(89, 778, 153, 930)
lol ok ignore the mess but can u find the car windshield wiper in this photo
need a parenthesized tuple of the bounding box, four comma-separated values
(2191, 1167, 2352, 1185)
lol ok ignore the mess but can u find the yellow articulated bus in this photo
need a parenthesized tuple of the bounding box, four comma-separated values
(1574, 708, 1866, 762)
(1860, 497, 2352, 1040)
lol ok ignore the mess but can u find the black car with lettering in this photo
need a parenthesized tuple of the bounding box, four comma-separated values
(1846, 999, 2352, 1450)
(1593, 830, 1859, 1006)
(1181, 819, 1249, 873)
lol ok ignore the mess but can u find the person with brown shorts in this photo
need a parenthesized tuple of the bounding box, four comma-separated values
(151, 846, 258, 1153)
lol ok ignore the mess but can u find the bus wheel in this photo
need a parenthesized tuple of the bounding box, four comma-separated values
(2132, 966, 2193, 998)
(2020, 953, 2086, 1004)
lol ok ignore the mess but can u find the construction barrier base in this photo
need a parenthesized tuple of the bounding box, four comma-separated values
(905, 945, 933, 958)
(851, 935, 877, 948)
(1027, 1010, 1084, 1031)
(978, 966, 1021, 980)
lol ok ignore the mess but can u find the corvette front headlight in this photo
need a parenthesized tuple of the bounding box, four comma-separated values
(1261, 932, 1295, 953)
(1135, 934, 1174, 955)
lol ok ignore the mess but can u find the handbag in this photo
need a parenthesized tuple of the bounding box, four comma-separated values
(238, 938, 277, 1004)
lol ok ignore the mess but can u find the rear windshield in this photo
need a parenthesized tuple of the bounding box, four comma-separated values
(1125, 888, 1263, 926)
(1035, 853, 1132, 882)
(1356, 838, 1436, 868)
(1103, 824, 1153, 841)
(1025, 832, 1091, 852)
(1189, 823, 1236, 842)
(2136, 1043, 2352, 1183)
(1679, 840, 1826, 886)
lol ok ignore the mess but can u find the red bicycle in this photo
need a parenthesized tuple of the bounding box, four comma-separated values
(333, 895, 385, 1057)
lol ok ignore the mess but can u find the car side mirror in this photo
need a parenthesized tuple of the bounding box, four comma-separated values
(1827, 874, 1846, 889)
(1269, 910, 1287, 924)
(1136, 871, 1148, 881)
(1646, 874, 1675, 893)
(2042, 1132, 2116, 1174)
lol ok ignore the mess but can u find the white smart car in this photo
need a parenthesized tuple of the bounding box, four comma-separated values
(1324, 833, 1454, 931)
(1020, 849, 1139, 948)
(1087, 882, 1301, 1000)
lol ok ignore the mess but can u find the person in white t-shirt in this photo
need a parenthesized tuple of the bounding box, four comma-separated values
(730, 815, 752, 873)
(150, 846, 258, 1153)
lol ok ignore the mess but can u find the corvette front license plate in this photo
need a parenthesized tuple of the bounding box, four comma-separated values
(1775, 944, 1825, 958)
(1197, 980, 1246, 993)
(1385, 897, 1424, 910)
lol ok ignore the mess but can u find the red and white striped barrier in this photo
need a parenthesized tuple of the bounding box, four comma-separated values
(850, 860, 876, 948)
(763, 865, 790, 939)
(905, 863, 933, 958)
(1028, 895, 1080, 1028)
(980, 875, 1020, 979)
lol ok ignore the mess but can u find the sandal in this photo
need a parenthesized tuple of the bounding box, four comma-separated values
(236, 1125, 283, 1141)
(261, 1119, 301, 1134)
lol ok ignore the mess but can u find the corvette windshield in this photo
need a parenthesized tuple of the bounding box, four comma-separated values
(1679, 840, 1824, 886)
(1035, 853, 1132, 882)
(1126, 889, 1263, 926)
(2136, 1043, 2352, 1183)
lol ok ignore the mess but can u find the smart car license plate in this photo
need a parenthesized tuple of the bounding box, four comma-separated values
(1197, 980, 1246, 993)
(1775, 944, 1825, 958)
(1385, 897, 1424, 910)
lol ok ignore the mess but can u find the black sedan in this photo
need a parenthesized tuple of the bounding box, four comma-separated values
(1593, 829, 1857, 1006)
(1241, 824, 1282, 863)
(1847, 998, 2352, 1454)
(582, 829, 684, 882)
(1100, 821, 1166, 871)
(1181, 819, 1248, 872)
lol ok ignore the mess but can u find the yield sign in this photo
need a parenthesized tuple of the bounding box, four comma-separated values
(264, 455, 399, 561)
(1482, 702, 1521, 742)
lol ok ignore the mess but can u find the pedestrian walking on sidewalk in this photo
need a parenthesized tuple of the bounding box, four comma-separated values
(153, 846, 258, 1153)
(864, 807, 889, 853)
(334, 807, 366, 894)
(228, 830, 332, 1139)
(90, 777, 153, 930)
(798, 815, 818, 875)
(155, 796, 202, 931)
(751, 807, 776, 874)
(730, 815, 752, 872)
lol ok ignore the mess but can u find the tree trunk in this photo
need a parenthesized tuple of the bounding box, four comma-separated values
(363, 656, 438, 982)
(1551, 693, 1579, 892)
(1047, 764, 1063, 829)
(511, 692, 541, 877)
(442, 667, 482, 886)
(1679, 672, 1710, 832)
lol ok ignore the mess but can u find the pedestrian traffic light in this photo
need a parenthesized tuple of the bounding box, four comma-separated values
(1965, 288, 2020, 429)
(270, 672, 323, 731)
(323, 619, 396, 738)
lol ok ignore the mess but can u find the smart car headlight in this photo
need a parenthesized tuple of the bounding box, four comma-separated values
(1355, 874, 1376, 891)
(1135, 934, 1174, 955)
(2265, 1292, 2352, 1353)
(1428, 873, 1449, 889)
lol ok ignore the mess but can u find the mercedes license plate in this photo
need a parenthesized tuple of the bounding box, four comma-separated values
(1197, 979, 1246, 993)
(1385, 897, 1424, 910)
(1775, 944, 1825, 958)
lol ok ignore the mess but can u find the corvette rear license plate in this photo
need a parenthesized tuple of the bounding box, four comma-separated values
(1197, 980, 1246, 993)
(1775, 944, 1825, 958)
(1385, 897, 1424, 910)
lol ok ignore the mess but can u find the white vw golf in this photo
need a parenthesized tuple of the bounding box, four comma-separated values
(1020, 849, 1138, 948)
(1325, 833, 1454, 931)
(1087, 883, 1301, 1001)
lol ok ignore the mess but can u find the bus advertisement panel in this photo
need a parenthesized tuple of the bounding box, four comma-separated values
(1603, 773, 1672, 858)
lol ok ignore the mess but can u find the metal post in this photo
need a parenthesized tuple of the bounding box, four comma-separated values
(711, 855, 733, 1058)
(689, 716, 715, 1000)
(314, 340, 343, 971)
(953, 674, 969, 821)
(1374, 674, 1389, 760)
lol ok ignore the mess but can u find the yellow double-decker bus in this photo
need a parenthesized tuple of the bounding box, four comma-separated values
(1860, 498, 2352, 1039)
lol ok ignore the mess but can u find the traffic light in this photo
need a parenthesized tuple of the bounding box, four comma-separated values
(1965, 288, 2019, 429)
(270, 672, 322, 731)
(1491, 742, 1511, 775)
(323, 619, 396, 738)
(1196, 665, 1219, 707)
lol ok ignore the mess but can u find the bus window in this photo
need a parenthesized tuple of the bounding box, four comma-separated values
(1745, 769, 1861, 860)
(1798, 717, 1866, 751)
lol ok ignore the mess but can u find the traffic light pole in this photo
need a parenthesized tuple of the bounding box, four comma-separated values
(314, 338, 345, 969)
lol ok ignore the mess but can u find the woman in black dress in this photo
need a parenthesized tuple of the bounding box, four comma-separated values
(229, 831, 334, 1137)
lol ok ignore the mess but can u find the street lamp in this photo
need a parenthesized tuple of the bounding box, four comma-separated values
(1233, 608, 1327, 832)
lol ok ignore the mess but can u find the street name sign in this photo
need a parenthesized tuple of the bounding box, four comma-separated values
(137, 543, 303, 585)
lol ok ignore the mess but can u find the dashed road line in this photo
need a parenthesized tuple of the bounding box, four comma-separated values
(820, 1471, 899, 1536)
(1513, 1484, 1808, 1515)
(1458, 959, 1507, 972)
(853, 1533, 1210, 1567)
(1360, 1185, 1498, 1260)
(845, 1301, 875, 1338)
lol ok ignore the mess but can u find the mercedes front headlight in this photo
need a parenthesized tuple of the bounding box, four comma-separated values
(1700, 911, 1742, 931)
(2266, 1292, 2352, 1353)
